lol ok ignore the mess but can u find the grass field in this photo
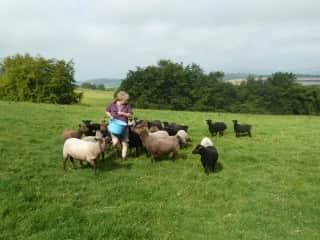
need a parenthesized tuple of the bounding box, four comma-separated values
(0, 89, 319, 240)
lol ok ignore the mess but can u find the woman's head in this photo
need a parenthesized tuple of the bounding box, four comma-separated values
(116, 91, 129, 104)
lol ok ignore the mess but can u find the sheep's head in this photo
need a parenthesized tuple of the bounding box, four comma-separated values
(100, 120, 108, 131)
(192, 144, 206, 155)
(79, 124, 89, 133)
(206, 120, 212, 125)
(132, 121, 148, 135)
(149, 126, 159, 133)
(82, 120, 91, 126)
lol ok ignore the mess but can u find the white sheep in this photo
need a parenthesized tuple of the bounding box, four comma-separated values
(200, 137, 214, 148)
(63, 137, 106, 174)
(175, 130, 188, 147)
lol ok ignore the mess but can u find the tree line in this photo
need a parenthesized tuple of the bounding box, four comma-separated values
(0, 54, 81, 104)
(80, 82, 106, 90)
(117, 60, 320, 115)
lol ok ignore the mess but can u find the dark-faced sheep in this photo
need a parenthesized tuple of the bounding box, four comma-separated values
(63, 137, 106, 174)
(232, 120, 252, 137)
(82, 120, 101, 136)
(163, 122, 189, 136)
(192, 141, 219, 174)
(206, 120, 227, 136)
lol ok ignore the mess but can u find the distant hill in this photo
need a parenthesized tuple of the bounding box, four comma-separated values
(79, 78, 122, 88)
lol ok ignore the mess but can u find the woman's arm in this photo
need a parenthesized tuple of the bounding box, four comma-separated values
(105, 111, 114, 119)
(118, 111, 133, 118)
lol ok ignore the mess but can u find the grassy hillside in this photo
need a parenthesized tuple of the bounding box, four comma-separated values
(0, 90, 319, 240)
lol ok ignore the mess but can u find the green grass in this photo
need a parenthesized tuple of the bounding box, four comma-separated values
(0, 89, 319, 240)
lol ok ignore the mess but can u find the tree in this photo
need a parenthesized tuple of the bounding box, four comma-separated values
(0, 54, 81, 104)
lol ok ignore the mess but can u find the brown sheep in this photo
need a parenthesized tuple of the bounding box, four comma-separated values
(62, 124, 89, 142)
(133, 121, 180, 162)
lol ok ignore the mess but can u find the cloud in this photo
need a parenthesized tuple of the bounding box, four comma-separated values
(1, 0, 320, 80)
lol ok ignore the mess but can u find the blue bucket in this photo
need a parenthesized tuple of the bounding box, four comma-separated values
(108, 119, 127, 135)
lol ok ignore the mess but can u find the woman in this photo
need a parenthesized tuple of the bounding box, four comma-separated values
(105, 91, 133, 160)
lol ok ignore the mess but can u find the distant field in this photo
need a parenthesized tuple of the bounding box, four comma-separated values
(0, 90, 319, 240)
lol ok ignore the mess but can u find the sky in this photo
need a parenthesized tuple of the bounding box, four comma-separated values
(1, 0, 320, 81)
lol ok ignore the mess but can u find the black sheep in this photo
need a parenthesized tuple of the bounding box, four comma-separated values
(128, 120, 144, 156)
(128, 127, 144, 156)
(192, 144, 219, 174)
(206, 120, 227, 136)
(232, 120, 252, 137)
(82, 120, 101, 136)
(163, 122, 189, 136)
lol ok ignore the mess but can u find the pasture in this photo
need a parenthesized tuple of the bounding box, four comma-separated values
(0, 89, 319, 240)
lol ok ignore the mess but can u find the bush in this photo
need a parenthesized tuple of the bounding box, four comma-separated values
(0, 54, 80, 104)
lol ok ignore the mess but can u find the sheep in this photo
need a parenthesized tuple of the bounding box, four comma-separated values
(148, 120, 163, 130)
(175, 130, 189, 148)
(163, 122, 189, 136)
(192, 141, 219, 175)
(206, 120, 227, 136)
(149, 130, 169, 138)
(62, 124, 89, 142)
(100, 119, 111, 138)
(82, 120, 101, 136)
(133, 121, 180, 162)
(82, 131, 111, 160)
(63, 136, 106, 174)
(200, 137, 214, 148)
(232, 120, 252, 137)
(149, 125, 160, 133)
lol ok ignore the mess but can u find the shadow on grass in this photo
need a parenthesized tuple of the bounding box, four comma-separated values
(98, 159, 133, 172)
(214, 162, 223, 173)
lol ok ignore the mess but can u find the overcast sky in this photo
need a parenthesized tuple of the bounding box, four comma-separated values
(1, 0, 320, 81)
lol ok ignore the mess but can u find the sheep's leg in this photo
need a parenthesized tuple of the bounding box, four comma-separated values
(63, 157, 68, 170)
(173, 150, 179, 160)
(70, 157, 76, 169)
(205, 167, 210, 175)
(150, 153, 156, 162)
(248, 131, 252, 137)
(92, 159, 97, 174)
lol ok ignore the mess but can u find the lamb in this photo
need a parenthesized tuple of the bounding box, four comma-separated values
(192, 139, 219, 174)
(63, 136, 106, 174)
(232, 120, 252, 137)
(200, 137, 214, 148)
(62, 124, 89, 142)
(133, 122, 180, 162)
(206, 120, 227, 136)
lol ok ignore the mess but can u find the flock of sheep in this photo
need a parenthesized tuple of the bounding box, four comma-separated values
(62, 118, 252, 174)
